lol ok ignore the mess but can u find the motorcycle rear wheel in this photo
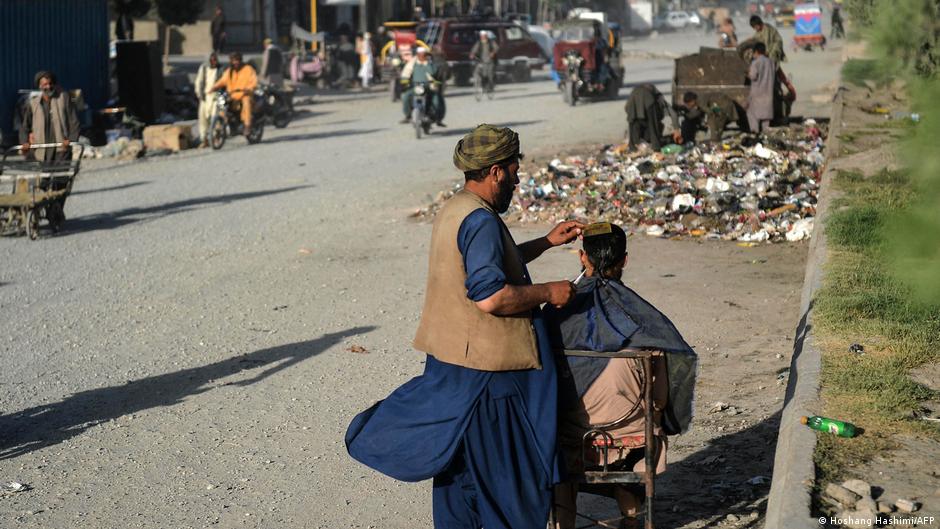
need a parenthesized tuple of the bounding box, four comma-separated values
(247, 122, 264, 144)
(474, 72, 483, 102)
(567, 81, 578, 107)
(273, 112, 291, 128)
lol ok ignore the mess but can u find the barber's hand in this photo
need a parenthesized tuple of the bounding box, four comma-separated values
(672, 130, 683, 143)
(546, 220, 585, 246)
(545, 280, 576, 308)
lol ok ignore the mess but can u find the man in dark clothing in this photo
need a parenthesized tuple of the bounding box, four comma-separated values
(831, 6, 845, 39)
(115, 13, 134, 41)
(211, 5, 226, 53)
(624, 84, 679, 150)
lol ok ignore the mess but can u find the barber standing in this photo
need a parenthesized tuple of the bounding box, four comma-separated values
(347, 124, 583, 529)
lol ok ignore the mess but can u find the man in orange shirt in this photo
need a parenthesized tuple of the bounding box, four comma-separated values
(212, 52, 258, 135)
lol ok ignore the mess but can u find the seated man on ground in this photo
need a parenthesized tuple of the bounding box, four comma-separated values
(544, 223, 697, 529)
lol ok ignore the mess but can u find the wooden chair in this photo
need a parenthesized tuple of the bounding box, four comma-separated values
(551, 348, 659, 529)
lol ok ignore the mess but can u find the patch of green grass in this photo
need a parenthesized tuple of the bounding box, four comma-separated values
(842, 59, 882, 86)
(838, 132, 859, 144)
(814, 165, 940, 482)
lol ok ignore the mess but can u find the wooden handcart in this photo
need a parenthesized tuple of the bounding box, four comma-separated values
(0, 143, 83, 240)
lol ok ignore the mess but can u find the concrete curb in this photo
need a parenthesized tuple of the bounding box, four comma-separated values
(764, 89, 846, 529)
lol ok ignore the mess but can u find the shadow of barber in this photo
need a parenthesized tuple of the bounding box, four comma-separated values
(0, 326, 376, 460)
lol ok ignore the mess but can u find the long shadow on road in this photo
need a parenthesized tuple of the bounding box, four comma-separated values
(0, 327, 376, 461)
(62, 185, 310, 235)
(263, 128, 384, 144)
(431, 120, 544, 137)
(70, 181, 151, 196)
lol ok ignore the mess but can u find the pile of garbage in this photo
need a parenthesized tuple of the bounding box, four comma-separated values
(415, 121, 827, 243)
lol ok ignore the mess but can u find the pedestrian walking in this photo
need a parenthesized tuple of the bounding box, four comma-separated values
(260, 38, 284, 88)
(115, 12, 134, 41)
(210, 4, 226, 53)
(21, 71, 80, 163)
(346, 124, 584, 529)
(195, 53, 223, 147)
(831, 6, 845, 39)
(718, 17, 738, 48)
(358, 32, 374, 88)
(746, 42, 775, 134)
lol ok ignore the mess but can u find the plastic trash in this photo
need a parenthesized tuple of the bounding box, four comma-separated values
(801, 415, 857, 438)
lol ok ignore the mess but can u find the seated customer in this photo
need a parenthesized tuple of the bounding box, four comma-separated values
(544, 223, 697, 529)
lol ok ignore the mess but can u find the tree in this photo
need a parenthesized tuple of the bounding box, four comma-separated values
(111, 0, 151, 17)
(153, 0, 203, 71)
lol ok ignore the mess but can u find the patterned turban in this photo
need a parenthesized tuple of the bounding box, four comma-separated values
(453, 124, 520, 172)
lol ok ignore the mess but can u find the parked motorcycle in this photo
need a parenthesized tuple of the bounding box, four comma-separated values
(411, 82, 441, 139)
(208, 89, 265, 150)
(258, 84, 294, 129)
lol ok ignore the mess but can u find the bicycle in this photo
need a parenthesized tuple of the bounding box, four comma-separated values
(472, 61, 495, 101)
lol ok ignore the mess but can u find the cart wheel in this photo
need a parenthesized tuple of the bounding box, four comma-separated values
(26, 209, 38, 240)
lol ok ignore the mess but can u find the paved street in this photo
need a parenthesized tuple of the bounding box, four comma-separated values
(1, 27, 842, 528)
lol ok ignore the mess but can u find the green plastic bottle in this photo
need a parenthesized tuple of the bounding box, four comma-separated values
(801, 415, 856, 438)
(661, 144, 683, 155)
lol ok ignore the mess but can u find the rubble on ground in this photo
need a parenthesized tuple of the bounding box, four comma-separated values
(820, 479, 924, 528)
(413, 122, 827, 243)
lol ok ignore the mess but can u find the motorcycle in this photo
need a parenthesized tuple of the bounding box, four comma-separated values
(258, 84, 294, 129)
(411, 82, 441, 139)
(208, 89, 265, 150)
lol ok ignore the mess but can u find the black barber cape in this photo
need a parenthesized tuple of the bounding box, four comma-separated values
(543, 276, 697, 435)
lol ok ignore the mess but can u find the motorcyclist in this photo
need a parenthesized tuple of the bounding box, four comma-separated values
(399, 47, 446, 126)
(469, 30, 499, 92)
(211, 52, 259, 136)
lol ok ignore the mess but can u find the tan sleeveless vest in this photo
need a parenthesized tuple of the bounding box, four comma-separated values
(413, 190, 540, 371)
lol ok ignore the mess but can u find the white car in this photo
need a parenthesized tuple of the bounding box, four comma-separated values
(686, 11, 702, 27)
(663, 11, 691, 30)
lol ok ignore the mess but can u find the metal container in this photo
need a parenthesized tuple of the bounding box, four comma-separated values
(0, 0, 109, 143)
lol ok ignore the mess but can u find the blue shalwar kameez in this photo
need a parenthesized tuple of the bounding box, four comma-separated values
(346, 209, 560, 529)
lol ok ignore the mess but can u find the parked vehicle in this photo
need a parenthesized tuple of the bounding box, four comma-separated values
(417, 17, 545, 86)
(208, 89, 264, 150)
(672, 47, 793, 127)
(664, 11, 691, 30)
(686, 11, 702, 27)
(552, 18, 622, 105)
(775, 5, 796, 26)
(258, 84, 293, 129)
(792, 3, 825, 50)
